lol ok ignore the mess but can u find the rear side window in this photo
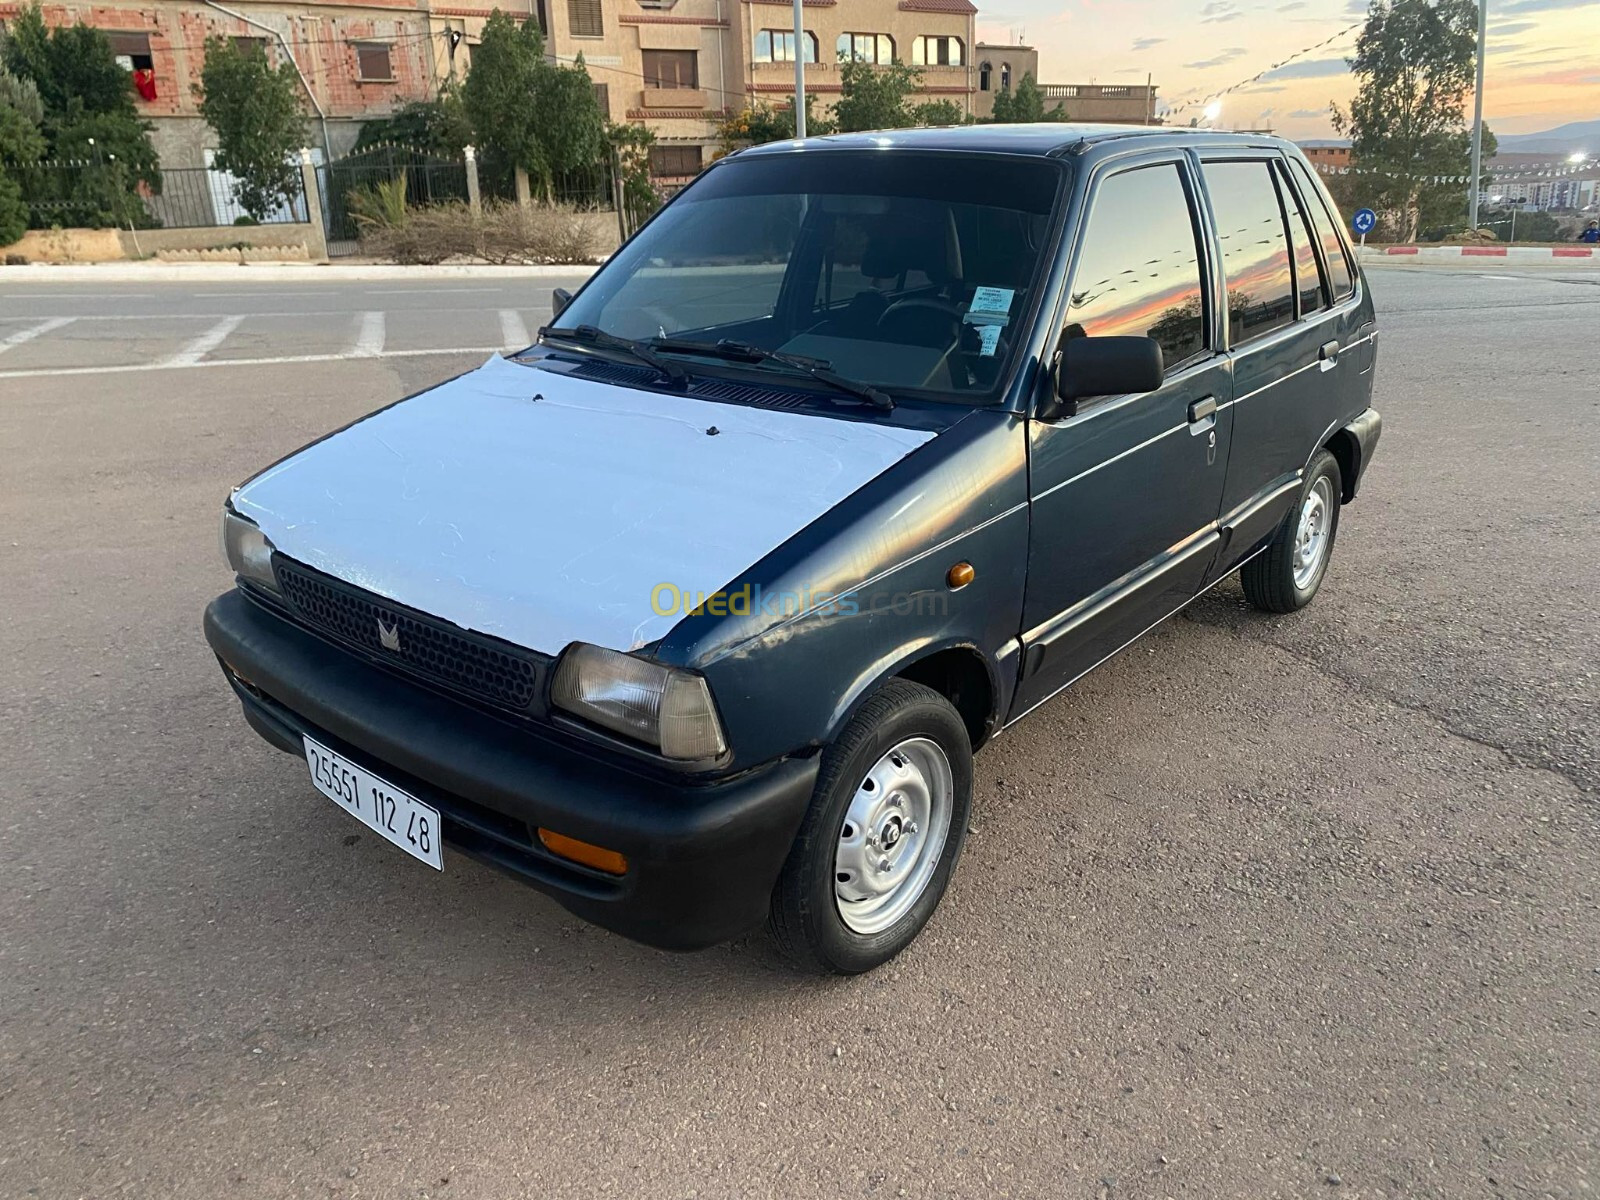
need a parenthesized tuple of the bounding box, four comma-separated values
(1065, 163, 1207, 368)
(1288, 158, 1355, 299)
(1275, 162, 1327, 316)
(1202, 160, 1294, 346)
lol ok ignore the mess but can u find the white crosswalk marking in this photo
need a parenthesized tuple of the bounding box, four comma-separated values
(166, 315, 244, 367)
(0, 316, 74, 355)
(353, 311, 385, 357)
(499, 309, 531, 351)
(0, 344, 508, 380)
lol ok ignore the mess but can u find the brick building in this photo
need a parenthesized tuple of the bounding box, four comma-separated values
(1297, 138, 1352, 171)
(0, 0, 441, 165)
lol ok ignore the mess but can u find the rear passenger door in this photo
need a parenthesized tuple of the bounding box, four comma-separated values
(1201, 155, 1360, 578)
(1011, 155, 1233, 720)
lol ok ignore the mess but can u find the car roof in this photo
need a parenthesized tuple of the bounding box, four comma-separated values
(737, 122, 1297, 159)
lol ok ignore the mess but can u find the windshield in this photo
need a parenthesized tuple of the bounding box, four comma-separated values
(550, 151, 1066, 403)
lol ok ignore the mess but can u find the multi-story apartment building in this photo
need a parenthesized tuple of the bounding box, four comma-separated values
(1, 0, 440, 165)
(437, 0, 983, 179)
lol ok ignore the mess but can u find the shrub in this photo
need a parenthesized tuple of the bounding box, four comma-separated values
(356, 199, 599, 265)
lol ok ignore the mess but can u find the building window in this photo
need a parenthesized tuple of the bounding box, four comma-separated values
(355, 43, 393, 81)
(642, 49, 697, 89)
(911, 36, 963, 67)
(568, 0, 603, 37)
(649, 144, 703, 177)
(978, 60, 990, 90)
(1000, 62, 1011, 91)
(593, 81, 610, 113)
(836, 33, 893, 64)
(229, 35, 268, 57)
(754, 29, 818, 64)
(107, 32, 156, 100)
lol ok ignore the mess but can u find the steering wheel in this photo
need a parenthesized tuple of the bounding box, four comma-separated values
(875, 297, 964, 348)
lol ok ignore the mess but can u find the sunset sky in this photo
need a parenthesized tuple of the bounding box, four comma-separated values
(974, 0, 1599, 141)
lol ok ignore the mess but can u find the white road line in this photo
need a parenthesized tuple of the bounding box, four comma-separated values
(0, 316, 74, 355)
(1, 292, 153, 300)
(353, 311, 385, 357)
(365, 287, 504, 295)
(0, 344, 508, 380)
(193, 290, 322, 298)
(499, 309, 531, 350)
(166, 315, 245, 367)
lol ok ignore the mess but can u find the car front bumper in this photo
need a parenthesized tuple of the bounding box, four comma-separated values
(202, 588, 818, 952)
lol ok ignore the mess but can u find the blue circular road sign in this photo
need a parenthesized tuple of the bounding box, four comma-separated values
(1352, 207, 1377, 235)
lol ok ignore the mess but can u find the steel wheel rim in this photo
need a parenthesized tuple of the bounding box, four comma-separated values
(1293, 476, 1334, 590)
(833, 737, 954, 936)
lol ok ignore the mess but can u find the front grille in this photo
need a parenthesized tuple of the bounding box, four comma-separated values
(273, 558, 548, 713)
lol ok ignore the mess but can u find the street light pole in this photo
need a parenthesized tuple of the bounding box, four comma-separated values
(793, 0, 806, 138)
(1467, 0, 1488, 232)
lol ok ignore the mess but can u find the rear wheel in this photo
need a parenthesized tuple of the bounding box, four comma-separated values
(769, 679, 972, 975)
(1241, 449, 1342, 613)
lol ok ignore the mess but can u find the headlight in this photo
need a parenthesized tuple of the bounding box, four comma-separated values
(551, 643, 727, 761)
(221, 508, 280, 595)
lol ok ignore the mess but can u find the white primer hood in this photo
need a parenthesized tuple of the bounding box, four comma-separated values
(233, 355, 935, 655)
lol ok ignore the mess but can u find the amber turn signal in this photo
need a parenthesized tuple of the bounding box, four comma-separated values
(946, 561, 975, 590)
(537, 827, 628, 875)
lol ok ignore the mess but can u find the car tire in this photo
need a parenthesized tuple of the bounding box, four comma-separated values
(1240, 449, 1342, 614)
(769, 678, 972, 975)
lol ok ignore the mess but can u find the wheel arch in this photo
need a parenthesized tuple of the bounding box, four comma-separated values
(825, 640, 1002, 754)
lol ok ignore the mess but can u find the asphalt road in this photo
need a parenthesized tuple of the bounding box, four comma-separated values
(2, 265, 1597, 1200)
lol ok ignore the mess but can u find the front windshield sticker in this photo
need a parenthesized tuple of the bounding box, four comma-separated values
(968, 286, 1015, 321)
(976, 324, 1002, 357)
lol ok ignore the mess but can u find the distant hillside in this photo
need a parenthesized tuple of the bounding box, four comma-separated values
(1495, 120, 1600, 157)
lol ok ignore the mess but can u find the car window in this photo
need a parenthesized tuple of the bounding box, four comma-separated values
(1275, 161, 1327, 316)
(1063, 162, 1207, 369)
(1288, 158, 1355, 299)
(1203, 160, 1295, 346)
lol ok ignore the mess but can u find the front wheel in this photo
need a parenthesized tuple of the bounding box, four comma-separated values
(769, 679, 972, 975)
(1240, 449, 1342, 614)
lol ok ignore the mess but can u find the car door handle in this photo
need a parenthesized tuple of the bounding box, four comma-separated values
(1188, 396, 1217, 423)
(1319, 339, 1340, 370)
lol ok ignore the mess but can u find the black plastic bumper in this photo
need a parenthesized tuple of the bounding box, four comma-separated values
(203, 589, 818, 951)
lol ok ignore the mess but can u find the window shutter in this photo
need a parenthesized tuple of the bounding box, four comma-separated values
(567, 0, 603, 37)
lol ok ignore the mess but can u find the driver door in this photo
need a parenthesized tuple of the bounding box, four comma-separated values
(1009, 154, 1233, 719)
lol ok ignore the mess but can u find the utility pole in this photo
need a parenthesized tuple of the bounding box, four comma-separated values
(1467, 0, 1488, 232)
(793, 0, 806, 138)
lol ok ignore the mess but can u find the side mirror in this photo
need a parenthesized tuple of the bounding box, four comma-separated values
(551, 287, 573, 320)
(1048, 336, 1165, 418)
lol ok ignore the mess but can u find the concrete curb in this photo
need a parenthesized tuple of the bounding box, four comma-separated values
(0, 261, 603, 283)
(1358, 245, 1596, 262)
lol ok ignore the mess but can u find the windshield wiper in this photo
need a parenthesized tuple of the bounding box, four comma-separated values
(537, 324, 688, 389)
(650, 337, 894, 411)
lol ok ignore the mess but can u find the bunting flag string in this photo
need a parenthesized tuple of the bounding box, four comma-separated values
(1158, 21, 1364, 119)
(1311, 159, 1600, 184)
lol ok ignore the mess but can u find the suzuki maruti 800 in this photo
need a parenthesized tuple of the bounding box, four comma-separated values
(206, 125, 1380, 973)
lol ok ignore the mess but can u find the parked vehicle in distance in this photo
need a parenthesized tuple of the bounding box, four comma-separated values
(205, 124, 1380, 974)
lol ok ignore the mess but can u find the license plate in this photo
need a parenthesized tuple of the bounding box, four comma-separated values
(303, 735, 443, 870)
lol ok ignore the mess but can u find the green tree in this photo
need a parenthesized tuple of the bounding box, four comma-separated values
(355, 91, 473, 156)
(1, 5, 160, 227)
(715, 95, 834, 150)
(909, 99, 969, 127)
(832, 60, 922, 133)
(198, 37, 307, 221)
(988, 73, 1066, 123)
(462, 11, 605, 203)
(0, 67, 45, 243)
(1332, 0, 1484, 241)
